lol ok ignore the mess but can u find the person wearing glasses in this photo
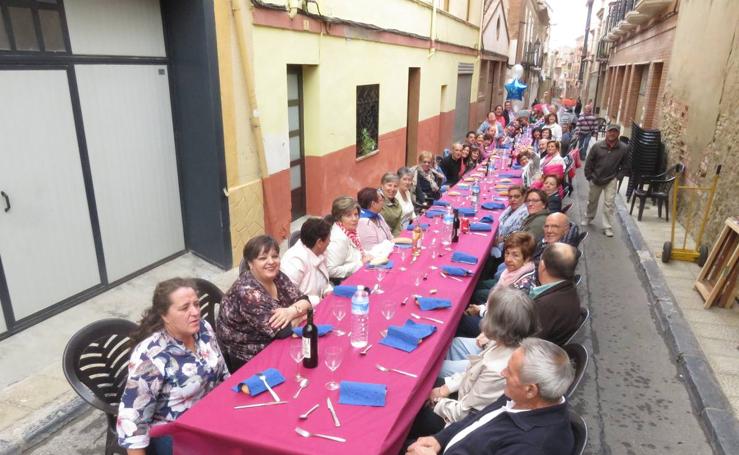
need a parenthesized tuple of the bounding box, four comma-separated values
(411, 151, 445, 208)
(521, 189, 550, 243)
(495, 185, 528, 246)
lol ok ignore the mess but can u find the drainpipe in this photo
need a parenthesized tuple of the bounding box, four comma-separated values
(578, 0, 594, 84)
(429, 0, 437, 57)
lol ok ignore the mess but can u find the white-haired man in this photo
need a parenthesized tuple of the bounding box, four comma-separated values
(407, 338, 575, 455)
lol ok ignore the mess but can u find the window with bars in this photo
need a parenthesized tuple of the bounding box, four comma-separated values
(356, 84, 379, 158)
(0, 0, 67, 53)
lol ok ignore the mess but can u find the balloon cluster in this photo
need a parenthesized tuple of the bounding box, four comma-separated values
(505, 64, 527, 101)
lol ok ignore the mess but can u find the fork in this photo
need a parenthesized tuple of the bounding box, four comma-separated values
(294, 426, 346, 443)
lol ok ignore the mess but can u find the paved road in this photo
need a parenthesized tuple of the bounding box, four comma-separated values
(27, 173, 715, 455)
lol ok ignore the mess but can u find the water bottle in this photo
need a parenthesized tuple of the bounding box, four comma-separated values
(471, 180, 480, 209)
(350, 285, 369, 348)
(443, 206, 454, 241)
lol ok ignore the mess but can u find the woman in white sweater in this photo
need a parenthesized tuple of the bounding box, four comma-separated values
(325, 196, 366, 281)
(544, 113, 563, 141)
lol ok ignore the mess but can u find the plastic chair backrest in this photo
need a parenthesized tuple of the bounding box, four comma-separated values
(563, 343, 589, 399)
(565, 307, 590, 345)
(288, 230, 301, 248)
(63, 318, 138, 416)
(193, 278, 224, 330)
(570, 409, 588, 455)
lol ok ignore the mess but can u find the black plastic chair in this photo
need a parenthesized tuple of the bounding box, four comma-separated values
(629, 175, 677, 221)
(562, 202, 573, 214)
(570, 409, 588, 455)
(574, 274, 582, 287)
(563, 343, 588, 399)
(575, 231, 588, 247)
(63, 318, 138, 455)
(288, 230, 301, 248)
(193, 278, 224, 330)
(565, 307, 590, 344)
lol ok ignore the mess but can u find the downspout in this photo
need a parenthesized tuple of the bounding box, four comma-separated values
(429, 0, 437, 58)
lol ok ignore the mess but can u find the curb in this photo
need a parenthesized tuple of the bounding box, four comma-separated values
(0, 393, 88, 455)
(615, 195, 739, 455)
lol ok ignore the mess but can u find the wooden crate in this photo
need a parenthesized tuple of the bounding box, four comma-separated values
(695, 217, 739, 309)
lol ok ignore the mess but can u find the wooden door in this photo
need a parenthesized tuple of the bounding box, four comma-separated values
(287, 66, 306, 220)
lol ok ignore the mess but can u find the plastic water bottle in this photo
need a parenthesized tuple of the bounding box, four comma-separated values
(443, 206, 454, 242)
(471, 180, 480, 209)
(350, 285, 370, 348)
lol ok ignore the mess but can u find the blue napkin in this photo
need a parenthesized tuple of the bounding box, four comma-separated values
(482, 201, 506, 210)
(401, 319, 437, 338)
(333, 285, 358, 298)
(425, 209, 446, 218)
(498, 172, 520, 178)
(292, 324, 333, 337)
(339, 381, 387, 407)
(406, 223, 429, 231)
(456, 207, 477, 217)
(442, 265, 473, 277)
(511, 164, 522, 169)
(232, 368, 285, 396)
(452, 251, 478, 265)
(416, 297, 452, 311)
(366, 260, 394, 270)
(479, 215, 494, 223)
(470, 222, 492, 232)
(379, 320, 437, 352)
(432, 200, 450, 207)
(395, 242, 412, 249)
(440, 185, 448, 193)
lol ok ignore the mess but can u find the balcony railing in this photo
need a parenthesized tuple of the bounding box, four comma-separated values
(605, 0, 635, 33)
(596, 39, 611, 61)
(523, 40, 543, 68)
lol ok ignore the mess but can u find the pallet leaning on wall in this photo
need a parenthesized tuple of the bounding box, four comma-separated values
(695, 217, 739, 309)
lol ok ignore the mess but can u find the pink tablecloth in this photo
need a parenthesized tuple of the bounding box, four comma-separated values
(168, 166, 522, 455)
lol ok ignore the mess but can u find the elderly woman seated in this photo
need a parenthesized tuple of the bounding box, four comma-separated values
(356, 187, 403, 256)
(407, 288, 538, 440)
(217, 235, 312, 371)
(396, 167, 418, 230)
(326, 196, 366, 281)
(280, 217, 333, 305)
(412, 150, 445, 208)
(117, 278, 229, 455)
(379, 172, 404, 236)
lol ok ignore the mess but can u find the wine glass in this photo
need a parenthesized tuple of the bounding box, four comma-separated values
(324, 346, 344, 391)
(381, 301, 396, 320)
(288, 338, 304, 382)
(375, 268, 386, 294)
(332, 300, 347, 336)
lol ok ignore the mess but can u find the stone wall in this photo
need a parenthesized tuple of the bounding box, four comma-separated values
(660, 0, 739, 246)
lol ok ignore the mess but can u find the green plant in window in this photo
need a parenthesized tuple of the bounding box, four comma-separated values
(359, 128, 377, 156)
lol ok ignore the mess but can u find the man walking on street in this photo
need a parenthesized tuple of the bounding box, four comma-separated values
(583, 124, 630, 238)
(575, 104, 598, 159)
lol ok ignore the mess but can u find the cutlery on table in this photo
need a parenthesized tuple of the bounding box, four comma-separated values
(234, 401, 287, 410)
(295, 426, 346, 443)
(359, 344, 373, 355)
(440, 272, 463, 282)
(410, 312, 444, 324)
(299, 403, 320, 419)
(379, 329, 388, 338)
(472, 232, 488, 237)
(326, 397, 341, 427)
(371, 283, 379, 293)
(401, 296, 409, 306)
(375, 363, 418, 378)
(293, 378, 309, 399)
(422, 272, 429, 280)
(258, 373, 281, 402)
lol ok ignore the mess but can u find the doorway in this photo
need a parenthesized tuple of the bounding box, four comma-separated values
(287, 65, 306, 220)
(453, 68, 473, 142)
(405, 67, 420, 167)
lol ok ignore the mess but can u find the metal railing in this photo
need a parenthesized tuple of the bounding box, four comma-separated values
(523, 40, 543, 68)
(597, 38, 611, 60)
(605, 0, 635, 33)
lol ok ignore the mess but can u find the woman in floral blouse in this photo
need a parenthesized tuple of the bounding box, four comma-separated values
(117, 278, 229, 455)
(217, 235, 312, 370)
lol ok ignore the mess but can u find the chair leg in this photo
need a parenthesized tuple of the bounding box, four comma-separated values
(630, 194, 636, 215)
(637, 196, 646, 221)
(657, 199, 662, 219)
(665, 195, 669, 222)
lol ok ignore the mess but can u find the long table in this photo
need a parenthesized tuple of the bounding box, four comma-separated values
(166, 164, 522, 455)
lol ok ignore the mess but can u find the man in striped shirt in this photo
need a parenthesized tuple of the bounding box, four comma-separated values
(575, 104, 598, 159)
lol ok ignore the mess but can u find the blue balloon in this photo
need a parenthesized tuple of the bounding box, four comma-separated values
(505, 78, 527, 101)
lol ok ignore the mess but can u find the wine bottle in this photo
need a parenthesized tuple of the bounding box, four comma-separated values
(452, 208, 460, 243)
(302, 308, 318, 368)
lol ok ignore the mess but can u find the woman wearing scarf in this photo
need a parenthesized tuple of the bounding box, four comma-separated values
(396, 167, 418, 230)
(356, 187, 395, 253)
(411, 151, 445, 208)
(379, 173, 403, 236)
(326, 196, 366, 282)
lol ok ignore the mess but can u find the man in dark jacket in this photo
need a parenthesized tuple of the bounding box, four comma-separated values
(440, 143, 465, 186)
(530, 243, 581, 346)
(583, 124, 630, 237)
(406, 338, 575, 455)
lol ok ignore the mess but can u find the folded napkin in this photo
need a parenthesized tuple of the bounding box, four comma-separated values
(379, 320, 437, 352)
(292, 324, 333, 337)
(451, 251, 479, 265)
(425, 209, 446, 218)
(442, 265, 473, 277)
(481, 201, 506, 210)
(479, 215, 494, 223)
(366, 260, 394, 270)
(333, 285, 358, 297)
(232, 368, 285, 396)
(447, 191, 461, 196)
(416, 297, 452, 311)
(406, 223, 429, 231)
(511, 164, 522, 169)
(339, 381, 387, 407)
(463, 177, 475, 182)
(456, 207, 477, 217)
(470, 222, 492, 232)
(432, 200, 450, 207)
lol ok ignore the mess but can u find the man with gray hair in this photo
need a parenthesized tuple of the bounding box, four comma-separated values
(406, 338, 575, 455)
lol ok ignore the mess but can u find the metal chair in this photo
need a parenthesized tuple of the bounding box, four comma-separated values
(562, 202, 573, 214)
(563, 343, 589, 399)
(193, 278, 223, 330)
(576, 231, 588, 247)
(570, 409, 589, 455)
(63, 318, 138, 455)
(565, 307, 590, 344)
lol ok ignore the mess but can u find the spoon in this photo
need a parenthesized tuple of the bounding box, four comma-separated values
(375, 363, 418, 378)
(298, 403, 320, 420)
(293, 378, 309, 399)
(410, 312, 444, 324)
(294, 426, 345, 443)
(258, 373, 281, 402)
(360, 344, 373, 355)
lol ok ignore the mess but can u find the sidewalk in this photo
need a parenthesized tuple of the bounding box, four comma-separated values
(614, 183, 739, 454)
(0, 253, 238, 454)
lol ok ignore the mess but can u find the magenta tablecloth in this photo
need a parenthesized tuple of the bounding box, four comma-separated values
(168, 167, 522, 455)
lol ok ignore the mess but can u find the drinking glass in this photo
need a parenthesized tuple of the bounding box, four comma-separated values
(375, 268, 386, 294)
(332, 300, 347, 336)
(288, 338, 304, 381)
(324, 346, 344, 391)
(381, 301, 396, 321)
(399, 248, 407, 263)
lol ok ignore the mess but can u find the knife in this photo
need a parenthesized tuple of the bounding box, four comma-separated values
(234, 401, 287, 410)
(326, 397, 341, 427)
